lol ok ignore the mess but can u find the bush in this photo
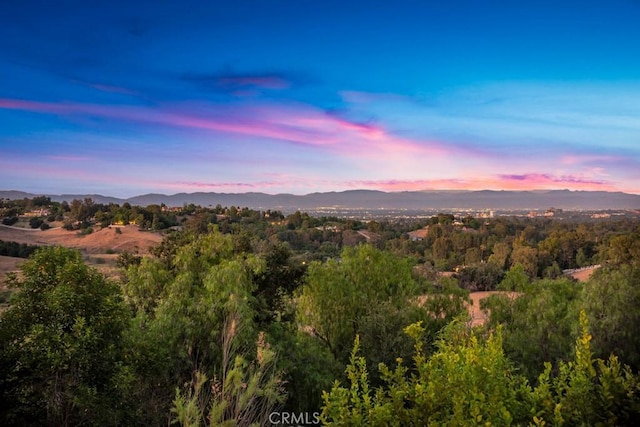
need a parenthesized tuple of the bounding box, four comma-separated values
(0, 289, 12, 304)
(2, 217, 18, 226)
(39, 223, 50, 231)
(29, 218, 44, 229)
(0, 240, 39, 258)
(78, 227, 93, 236)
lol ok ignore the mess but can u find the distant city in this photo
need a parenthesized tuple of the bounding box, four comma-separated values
(2, 189, 639, 221)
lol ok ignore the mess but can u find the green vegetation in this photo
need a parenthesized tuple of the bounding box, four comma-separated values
(0, 240, 39, 258)
(0, 247, 129, 425)
(1, 196, 640, 425)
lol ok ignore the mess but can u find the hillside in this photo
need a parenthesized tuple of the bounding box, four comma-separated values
(0, 224, 162, 255)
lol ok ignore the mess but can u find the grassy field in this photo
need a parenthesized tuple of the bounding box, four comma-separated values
(0, 224, 164, 300)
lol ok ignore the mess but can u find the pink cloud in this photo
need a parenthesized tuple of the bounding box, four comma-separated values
(346, 173, 621, 192)
(168, 181, 257, 189)
(347, 179, 470, 191)
(0, 97, 449, 160)
(497, 173, 611, 186)
(155, 180, 295, 193)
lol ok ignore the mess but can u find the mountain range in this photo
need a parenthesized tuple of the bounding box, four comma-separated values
(2, 189, 640, 212)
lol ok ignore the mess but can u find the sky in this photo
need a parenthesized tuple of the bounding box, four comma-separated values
(1, 0, 640, 197)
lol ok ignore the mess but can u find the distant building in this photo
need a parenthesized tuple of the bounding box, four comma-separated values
(22, 208, 50, 218)
(407, 226, 429, 241)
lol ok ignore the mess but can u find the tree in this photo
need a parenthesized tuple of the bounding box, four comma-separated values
(297, 244, 467, 381)
(456, 262, 504, 291)
(488, 241, 511, 269)
(484, 276, 581, 382)
(581, 265, 640, 371)
(606, 234, 640, 266)
(297, 244, 420, 363)
(124, 229, 275, 424)
(510, 244, 539, 278)
(252, 243, 306, 325)
(0, 247, 130, 426)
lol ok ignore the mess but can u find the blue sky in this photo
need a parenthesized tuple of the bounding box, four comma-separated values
(1, 0, 639, 196)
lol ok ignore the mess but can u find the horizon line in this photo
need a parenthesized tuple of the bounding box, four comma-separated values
(1, 187, 638, 200)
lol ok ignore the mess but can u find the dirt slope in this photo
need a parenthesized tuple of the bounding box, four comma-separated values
(0, 224, 162, 254)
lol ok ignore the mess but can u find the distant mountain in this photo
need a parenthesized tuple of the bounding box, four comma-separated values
(2, 189, 640, 211)
(52, 194, 126, 205)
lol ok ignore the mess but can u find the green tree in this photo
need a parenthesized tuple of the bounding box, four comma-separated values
(252, 243, 306, 325)
(0, 247, 130, 426)
(510, 244, 539, 278)
(124, 229, 275, 424)
(297, 244, 420, 363)
(485, 276, 581, 381)
(298, 244, 467, 385)
(489, 242, 511, 269)
(581, 265, 640, 371)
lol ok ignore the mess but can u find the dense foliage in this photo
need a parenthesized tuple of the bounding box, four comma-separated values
(1, 197, 640, 425)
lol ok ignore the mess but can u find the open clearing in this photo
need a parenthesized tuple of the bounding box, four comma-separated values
(417, 290, 520, 327)
(467, 291, 520, 327)
(0, 224, 162, 254)
(567, 265, 601, 282)
(0, 225, 163, 286)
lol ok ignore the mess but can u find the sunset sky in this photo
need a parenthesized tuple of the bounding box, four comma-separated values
(1, 0, 640, 197)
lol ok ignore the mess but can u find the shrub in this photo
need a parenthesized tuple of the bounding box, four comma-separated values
(2, 217, 18, 226)
(29, 217, 44, 229)
(78, 227, 93, 236)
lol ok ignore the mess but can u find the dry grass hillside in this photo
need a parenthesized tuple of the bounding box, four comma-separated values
(0, 224, 162, 254)
(0, 225, 163, 288)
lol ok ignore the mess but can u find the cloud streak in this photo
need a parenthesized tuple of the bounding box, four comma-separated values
(347, 173, 621, 192)
(181, 70, 296, 94)
(0, 97, 448, 160)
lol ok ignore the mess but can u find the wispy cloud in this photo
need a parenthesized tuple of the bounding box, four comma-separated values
(3, 79, 640, 196)
(167, 181, 258, 189)
(346, 173, 621, 192)
(47, 155, 94, 162)
(88, 83, 138, 96)
(496, 173, 615, 189)
(181, 70, 295, 94)
(0, 97, 449, 161)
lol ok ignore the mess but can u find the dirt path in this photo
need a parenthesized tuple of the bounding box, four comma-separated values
(467, 291, 520, 327)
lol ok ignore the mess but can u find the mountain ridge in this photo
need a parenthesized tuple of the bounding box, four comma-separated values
(2, 189, 639, 211)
